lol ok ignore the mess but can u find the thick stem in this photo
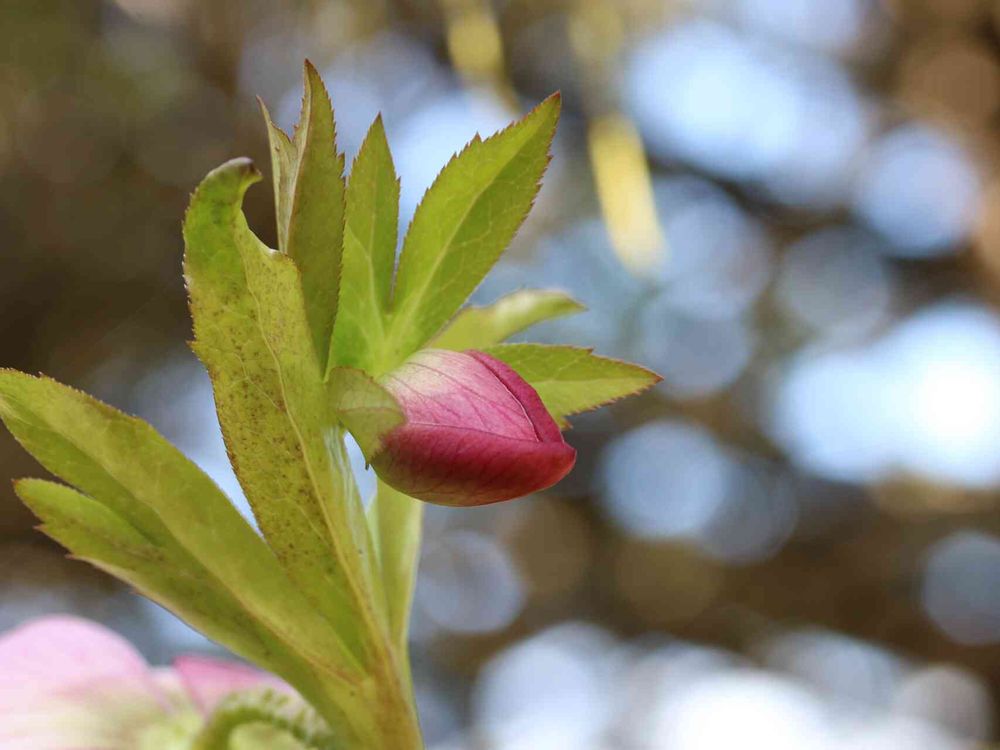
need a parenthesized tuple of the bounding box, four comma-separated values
(303, 655, 422, 749)
(286, 662, 423, 750)
(372, 683, 424, 750)
(289, 431, 424, 748)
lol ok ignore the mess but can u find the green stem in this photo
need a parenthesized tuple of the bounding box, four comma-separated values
(191, 690, 338, 750)
(325, 434, 426, 750)
(190, 678, 423, 750)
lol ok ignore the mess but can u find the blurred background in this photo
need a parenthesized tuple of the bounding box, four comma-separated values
(2, 0, 1000, 747)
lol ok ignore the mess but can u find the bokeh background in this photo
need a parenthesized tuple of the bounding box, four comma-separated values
(2, 0, 1000, 747)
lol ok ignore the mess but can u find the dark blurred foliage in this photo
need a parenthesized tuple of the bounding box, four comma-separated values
(2, 1, 1000, 747)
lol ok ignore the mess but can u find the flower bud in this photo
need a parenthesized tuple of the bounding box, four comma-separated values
(372, 349, 576, 506)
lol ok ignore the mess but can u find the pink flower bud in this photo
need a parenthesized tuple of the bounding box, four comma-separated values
(372, 349, 576, 506)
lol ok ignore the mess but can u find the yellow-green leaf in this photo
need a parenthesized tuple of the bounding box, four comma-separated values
(261, 61, 345, 371)
(0, 373, 367, 730)
(482, 343, 661, 420)
(330, 116, 399, 373)
(14, 479, 297, 685)
(385, 95, 561, 365)
(329, 366, 404, 458)
(431, 289, 584, 351)
(183, 158, 377, 661)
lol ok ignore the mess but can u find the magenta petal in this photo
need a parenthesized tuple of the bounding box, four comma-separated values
(467, 350, 563, 443)
(174, 655, 289, 714)
(373, 349, 576, 505)
(378, 425, 575, 506)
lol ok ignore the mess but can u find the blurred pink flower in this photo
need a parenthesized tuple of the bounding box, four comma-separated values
(373, 349, 576, 506)
(0, 615, 287, 749)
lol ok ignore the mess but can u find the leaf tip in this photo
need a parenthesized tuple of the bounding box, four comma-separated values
(185, 158, 262, 228)
(535, 91, 562, 123)
(302, 58, 333, 103)
(362, 113, 389, 149)
(303, 57, 320, 77)
(257, 97, 287, 136)
(12, 477, 46, 508)
(208, 156, 261, 185)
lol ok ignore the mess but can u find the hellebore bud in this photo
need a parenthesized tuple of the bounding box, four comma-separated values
(371, 349, 576, 506)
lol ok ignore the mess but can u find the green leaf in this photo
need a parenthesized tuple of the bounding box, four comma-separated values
(330, 116, 399, 373)
(329, 367, 404, 458)
(260, 61, 345, 371)
(0, 373, 371, 736)
(368, 481, 422, 654)
(183, 158, 380, 662)
(259, 102, 296, 253)
(482, 343, 661, 421)
(13, 479, 290, 683)
(385, 95, 561, 365)
(185, 157, 423, 749)
(431, 289, 584, 351)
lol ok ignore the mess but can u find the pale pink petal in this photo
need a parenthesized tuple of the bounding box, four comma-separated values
(173, 655, 289, 714)
(0, 616, 169, 749)
(0, 615, 162, 707)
